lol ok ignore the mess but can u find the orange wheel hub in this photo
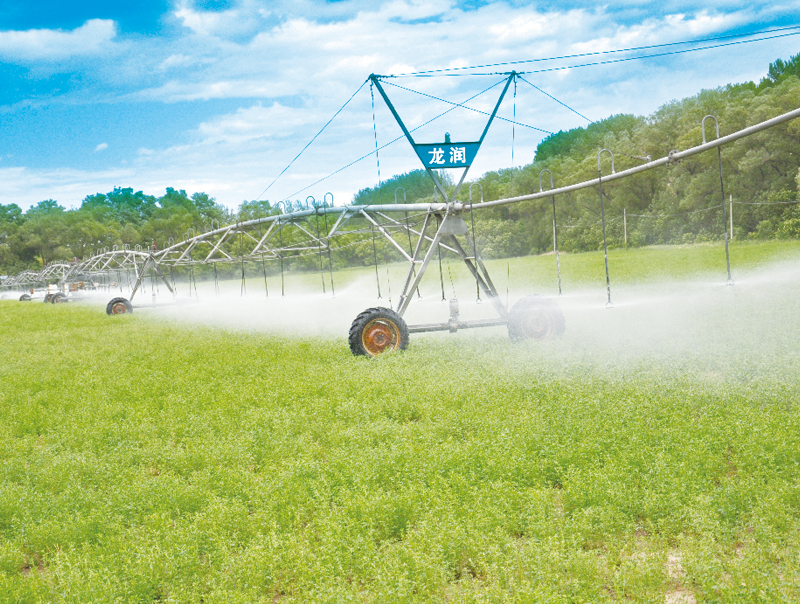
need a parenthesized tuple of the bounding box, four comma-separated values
(361, 318, 400, 356)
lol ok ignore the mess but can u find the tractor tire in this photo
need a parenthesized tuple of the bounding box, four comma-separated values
(106, 297, 133, 315)
(19, 294, 31, 302)
(51, 293, 67, 304)
(349, 307, 409, 357)
(507, 295, 565, 342)
(43, 293, 53, 303)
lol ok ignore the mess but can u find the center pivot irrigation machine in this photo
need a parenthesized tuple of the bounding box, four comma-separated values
(4, 71, 800, 357)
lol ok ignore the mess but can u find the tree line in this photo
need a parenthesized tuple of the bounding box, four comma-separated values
(1, 53, 799, 275)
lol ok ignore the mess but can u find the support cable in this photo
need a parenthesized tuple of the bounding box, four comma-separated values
(512, 74, 516, 165)
(256, 79, 369, 200)
(390, 26, 800, 76)
(382, 79, 551, 134)
(517, 75, 593, 123)
(370, 82, 381, 186)
(282, 79, 508, 199)
(517, 33, 800, 78)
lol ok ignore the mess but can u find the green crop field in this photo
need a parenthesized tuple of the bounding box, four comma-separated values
(1, 240, 800, 603)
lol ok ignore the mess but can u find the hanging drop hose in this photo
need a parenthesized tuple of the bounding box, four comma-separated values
(404, 213, 422, 299)
(597, 149, 613, 308)
(717, 146, 733, 284)
(261, 254, 269, 298)
(702, 114, 734, 285)
(468, 184, 484, 304)
(447, 262, 457, 299)
(371, 223, 382, 299)
(322, 205, 334, 296)
(313, 208, 326, 294)
(386, 266, 392, 308)
(598, 180, 612, 307)
(278, 219, 285, 297)
(438, 246, 446, 302)
(553, 193, 562, 296)
(239, 223, 247, 297)
(469, 206, 481, 304)
(213, 263, 220, 297)
(255, 208, 269, 298)
(506, 262, 510, 309)
(437, 239, 446, 302)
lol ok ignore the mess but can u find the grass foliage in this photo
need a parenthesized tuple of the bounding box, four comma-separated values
(1, 241, 800, 602)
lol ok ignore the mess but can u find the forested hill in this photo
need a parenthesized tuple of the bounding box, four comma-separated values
(355, 53, 800, 257)
(1, 54, 799, 273)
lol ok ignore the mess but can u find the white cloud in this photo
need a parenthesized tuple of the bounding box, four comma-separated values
(159, 54, 196, 71)
(95, 143, 109, 152)
(0, 19, 117, 61)
(173, 1, 267, 38)
(196, 103, 308, 144)
(571, 10, 745, 54)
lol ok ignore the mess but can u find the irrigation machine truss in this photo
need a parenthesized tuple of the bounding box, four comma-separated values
(3, 72, 800, 356)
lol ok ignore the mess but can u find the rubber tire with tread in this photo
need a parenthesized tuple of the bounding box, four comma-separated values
(19, 294, 31, 302)
(106, 297, 133, 315)
(51, 293, 67, 304)
(507, 295, 565, 342)
(43, 293, 53, 303)
(349, 307, 410, 357)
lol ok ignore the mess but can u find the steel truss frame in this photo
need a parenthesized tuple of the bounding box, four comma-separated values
(3, 103, 799, 324)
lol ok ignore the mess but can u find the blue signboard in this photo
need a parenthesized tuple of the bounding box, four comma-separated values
(414, 142, 481, 169)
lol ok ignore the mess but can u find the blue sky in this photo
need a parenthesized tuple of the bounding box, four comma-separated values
(1, 0, 799, 210)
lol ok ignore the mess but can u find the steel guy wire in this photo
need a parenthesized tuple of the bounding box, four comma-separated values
(512, 32, 800, 78)
(512, 75, 516, 165)
(517, 75, 593, 123)
(282, 79, 507, 200)
(384, 31, 800, 79)
(388, 25, 800, 76)
(381, 79, 552, 134)
(370, 82, 381, 186)
(256, 79, 369, 200)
